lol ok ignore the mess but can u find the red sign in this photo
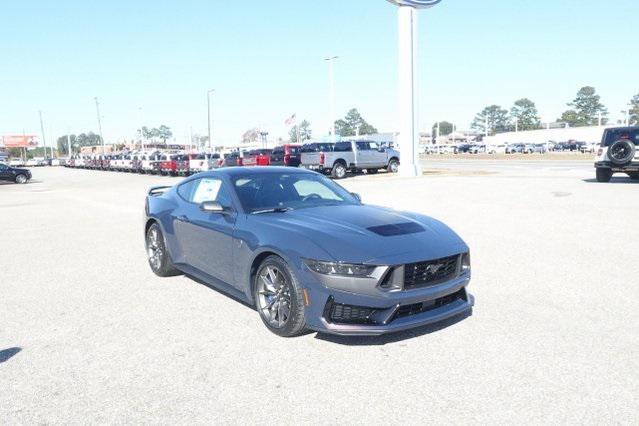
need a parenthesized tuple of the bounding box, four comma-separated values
(1, 135, 38, 148)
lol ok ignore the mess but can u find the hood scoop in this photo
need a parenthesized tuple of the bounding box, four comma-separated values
(367, 222, 425, 237)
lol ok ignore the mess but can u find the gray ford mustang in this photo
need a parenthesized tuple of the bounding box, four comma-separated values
(144, 167, 473, 337)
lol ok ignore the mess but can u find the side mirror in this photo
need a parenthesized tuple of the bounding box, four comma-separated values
(351, 192, 362, 203)
(200, 201, 225, 214)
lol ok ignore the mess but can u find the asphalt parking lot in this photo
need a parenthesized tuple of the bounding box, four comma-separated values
(1, 162, 638, 424)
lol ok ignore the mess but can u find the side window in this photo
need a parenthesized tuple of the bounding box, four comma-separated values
(369, 142, 379, 151)
(356, 141, 370, 151)
(177, 179, 198, 201)
(191, 178, 232, 207)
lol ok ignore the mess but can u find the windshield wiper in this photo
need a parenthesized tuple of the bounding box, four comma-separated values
(252, 207, 293, 215)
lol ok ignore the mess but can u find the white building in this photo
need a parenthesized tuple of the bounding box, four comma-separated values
(483, 125, 613, 145)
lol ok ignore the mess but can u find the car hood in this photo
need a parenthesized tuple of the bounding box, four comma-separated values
(253, 204, 467, 264)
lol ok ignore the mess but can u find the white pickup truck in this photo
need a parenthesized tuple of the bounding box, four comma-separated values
(301, 140, 400, 179)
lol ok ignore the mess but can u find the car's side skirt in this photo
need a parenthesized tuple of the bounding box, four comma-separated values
(176, 263, 253, 306)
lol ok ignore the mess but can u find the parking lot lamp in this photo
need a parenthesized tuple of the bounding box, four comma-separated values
(38, 110, 48, 158)
(94, 97, 105, 154)
(207, 89, 215, 152)
(324, 56, 338, 139)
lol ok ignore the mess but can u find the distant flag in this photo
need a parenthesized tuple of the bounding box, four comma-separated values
(285, 113, 297, 126)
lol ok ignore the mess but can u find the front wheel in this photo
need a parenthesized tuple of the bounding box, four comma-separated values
(596, 168, 613, 183)
(254, 255, 307, 337)
(15, 174, 28, 184)
(146, 223, 181, 277)
(387, 159, 399, 173)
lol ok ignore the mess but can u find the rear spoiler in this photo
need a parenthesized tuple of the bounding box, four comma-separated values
(148, 185, 172, 197)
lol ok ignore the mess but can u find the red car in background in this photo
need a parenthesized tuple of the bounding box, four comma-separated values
(159, 154, 180, 176)
(270, 144, 301, 167)
(242, 149, 272, 166)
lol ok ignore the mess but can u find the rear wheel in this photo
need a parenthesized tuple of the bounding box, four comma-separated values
(14, 174, 28, 184)
(254, 255, 307, 337)
(331, 162, 347, 179)
(145, 223, 181, 277)
(596, 168, 613, 183)
(387, 158, 399, 173)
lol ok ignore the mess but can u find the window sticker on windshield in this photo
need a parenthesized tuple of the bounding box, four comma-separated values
(192, 179, 222, 203)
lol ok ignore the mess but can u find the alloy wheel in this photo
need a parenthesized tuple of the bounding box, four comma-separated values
(256, 265, 291, 328)
(15, 175, 27, 184)
(146, 228, 163, 270)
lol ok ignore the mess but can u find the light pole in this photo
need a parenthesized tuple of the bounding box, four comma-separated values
(138, 107, 145, 152)
(94, 97, 105, 154)
(207, 89, 215, 152)
(514, 117, 519, 133)
(38, 110, 47, 158)
(387, 0, 441, 176)
(324, 56, 338, 139)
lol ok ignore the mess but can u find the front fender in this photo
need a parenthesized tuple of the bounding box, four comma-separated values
(233, 215, 333, 303)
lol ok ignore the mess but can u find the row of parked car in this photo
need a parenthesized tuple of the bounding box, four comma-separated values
(65, 140, 401, 179)
(424, 140, 597, 155)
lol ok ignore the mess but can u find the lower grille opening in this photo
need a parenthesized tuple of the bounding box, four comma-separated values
(392, 288, 467, 321)
(324, 298, 377, 325)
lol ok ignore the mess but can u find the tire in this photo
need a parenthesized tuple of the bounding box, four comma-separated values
(145, 223, 181, 277)
(596, 168, 613, 183)
(331, 161, 347, 179)
(366, 168, 379, 174)
(253, 255, 307, 337)
(14, 174, 28, 184)
(608, 140, 636, 166)
(387, 158, 399, 173)
(628, 172, 639, 181)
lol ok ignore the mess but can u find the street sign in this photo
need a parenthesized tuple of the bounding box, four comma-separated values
(386, 0, 442, 8)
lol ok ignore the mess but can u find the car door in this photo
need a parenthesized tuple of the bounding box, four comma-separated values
(174, 177, 237, 284)
(355, 141, 373, 167)
(367, 142, 387, 167)
(0, 164, 10, 180)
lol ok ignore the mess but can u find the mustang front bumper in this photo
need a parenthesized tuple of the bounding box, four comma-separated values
(302, 271, 473, 336)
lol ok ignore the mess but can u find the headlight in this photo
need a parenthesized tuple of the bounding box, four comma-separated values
(304, 259, 375, 277)
(461, 252, 471, 273)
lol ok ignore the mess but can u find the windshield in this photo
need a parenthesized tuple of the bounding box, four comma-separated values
(233, 172, 359, 213)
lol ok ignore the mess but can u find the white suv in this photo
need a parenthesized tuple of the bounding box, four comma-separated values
(595, 127, 639, 182)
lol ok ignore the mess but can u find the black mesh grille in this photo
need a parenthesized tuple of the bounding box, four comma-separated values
(392, 288, 466, 321)
(326, 300, 377, 325)
(403, 255, 459, 289)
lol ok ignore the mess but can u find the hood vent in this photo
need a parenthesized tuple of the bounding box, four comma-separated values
(367, 222, 425, 237)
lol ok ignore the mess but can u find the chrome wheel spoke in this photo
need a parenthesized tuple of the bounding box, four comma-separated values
(257, 263, 292, 329)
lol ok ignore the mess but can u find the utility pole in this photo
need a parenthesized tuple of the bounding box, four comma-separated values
(138, 107, 145, 152)
(324, 56, 338, 139)
(38, 110, 47, 158)
(515, 117, 519, 133)
(484, 115, 489, 137)
(67, 129, 72, 156)
(94, 97, 105, 154)
(207, 89, 215, 152)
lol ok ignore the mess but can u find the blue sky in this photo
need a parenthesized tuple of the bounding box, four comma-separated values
(1, 0, 637, 145)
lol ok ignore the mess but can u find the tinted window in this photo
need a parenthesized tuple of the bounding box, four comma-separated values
(603, 129, 639, 146)
(356, 142, 370, 151)
(334, 142, 352, 152)
(272, 147, 284, 155)
(288, 146, 300, 154)
(233, 172, 358, 213)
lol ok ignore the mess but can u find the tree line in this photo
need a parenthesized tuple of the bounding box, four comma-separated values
(466, 87, 639, 137)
